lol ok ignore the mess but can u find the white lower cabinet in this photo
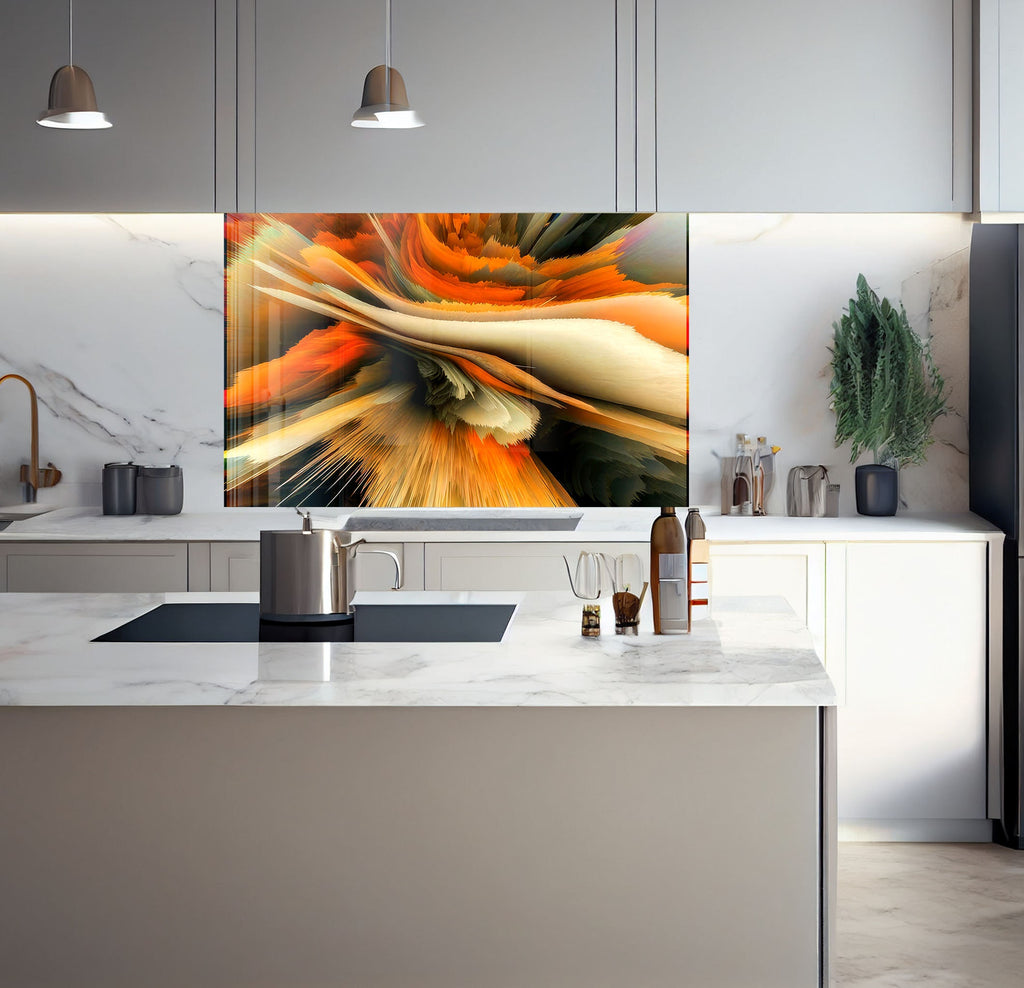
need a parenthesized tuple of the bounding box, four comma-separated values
(687, 537, 991, 841)
(836, 541, 990, 841)
(707, 543, 826, 658)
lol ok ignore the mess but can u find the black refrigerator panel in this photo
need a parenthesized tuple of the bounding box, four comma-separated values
(969, 223, 1021, 540)
(996, 547, 1024, 848)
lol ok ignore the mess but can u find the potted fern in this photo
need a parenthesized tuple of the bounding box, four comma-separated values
(829, 274, 946, 515)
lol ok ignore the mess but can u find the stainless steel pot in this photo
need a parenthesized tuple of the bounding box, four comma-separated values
(259, 510, 402, 620)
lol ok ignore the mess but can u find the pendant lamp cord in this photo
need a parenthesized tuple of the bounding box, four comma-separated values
(69, 0, 74, 66)
(384, 0, 391, 107)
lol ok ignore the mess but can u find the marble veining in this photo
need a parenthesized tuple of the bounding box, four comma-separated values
(0, 214, 224, 510)
(0, 591, 835, 708)
(689, 213, 974, 517)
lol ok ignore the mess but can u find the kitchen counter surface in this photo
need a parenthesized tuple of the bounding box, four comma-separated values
(0, 505, 1004, 544)
(0, 590, 835, 708)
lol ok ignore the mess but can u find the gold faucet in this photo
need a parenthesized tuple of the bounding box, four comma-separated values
(0, 374, 62, 503)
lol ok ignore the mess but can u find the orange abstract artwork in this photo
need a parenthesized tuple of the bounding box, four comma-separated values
(224, 213, 688, 507)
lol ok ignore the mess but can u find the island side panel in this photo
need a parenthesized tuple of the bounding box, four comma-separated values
(0, 706, 823, 988)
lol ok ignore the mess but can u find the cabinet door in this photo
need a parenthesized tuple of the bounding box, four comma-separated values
(0, 0, 215, 211)
(657, 0, 970, 211)
(245, 0, 617, 212)
(210, 542, 261, 592)
(980, 0, 1024, 210)
(2, 543, 188, 592)
(838, 541, 988, 835)
(424, 542, 648, 591)
(708, 543, 825, 657)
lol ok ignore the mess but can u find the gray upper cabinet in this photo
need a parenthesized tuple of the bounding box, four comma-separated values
(0, 1, 975, 214)
(977, 0, 1024, 212)
(655, 0, 972, 212)
(242, 0, 618, 213)
(0, 0, 216, 211)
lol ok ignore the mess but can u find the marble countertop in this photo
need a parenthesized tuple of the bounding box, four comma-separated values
(0, 590, 835, 708)
(0, 505, 1003, 544)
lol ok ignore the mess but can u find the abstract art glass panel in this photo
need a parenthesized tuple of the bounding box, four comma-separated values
(224, 213, 688, 507)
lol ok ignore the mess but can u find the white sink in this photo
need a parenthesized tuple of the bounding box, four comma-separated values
(0, 504, 58, 522)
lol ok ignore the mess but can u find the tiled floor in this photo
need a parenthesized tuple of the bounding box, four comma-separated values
(836, 843, 1024, 986)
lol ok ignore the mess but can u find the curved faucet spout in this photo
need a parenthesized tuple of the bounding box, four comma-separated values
(0, 374, 61, 503)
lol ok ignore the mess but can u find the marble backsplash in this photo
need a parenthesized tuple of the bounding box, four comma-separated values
(688, 213, 972, 515)
(0, 212, 973, 514)
(0, 214, 224, 510)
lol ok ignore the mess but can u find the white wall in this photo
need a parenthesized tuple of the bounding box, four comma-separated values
(0, 214, 223, 510)
(690, 214, 973, 515)
(0, 212, 972, 514)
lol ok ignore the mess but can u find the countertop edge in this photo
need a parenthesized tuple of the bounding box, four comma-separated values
(0, 508, 1006, 544)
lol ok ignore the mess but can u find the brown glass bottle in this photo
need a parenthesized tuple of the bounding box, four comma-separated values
(651, 506, 686, 634)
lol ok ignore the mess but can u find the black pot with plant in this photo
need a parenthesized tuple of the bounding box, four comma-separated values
(829, 274, 947, 516)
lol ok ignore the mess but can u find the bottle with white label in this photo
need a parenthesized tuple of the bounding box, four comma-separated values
(651, 506, 687, 634)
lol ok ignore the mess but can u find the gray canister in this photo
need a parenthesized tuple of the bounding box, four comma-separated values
(136, 465, 184, 515)
(102, 462, 137, 515)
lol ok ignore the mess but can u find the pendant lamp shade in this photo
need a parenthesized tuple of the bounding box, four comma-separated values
(351, 65, 423, 128)
(351, 0, 423, 129)
(37, 0, 111, 130)
(37, 64, 111, 129)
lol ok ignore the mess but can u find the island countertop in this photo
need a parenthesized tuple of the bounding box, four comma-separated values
(0, 590, 835, 708)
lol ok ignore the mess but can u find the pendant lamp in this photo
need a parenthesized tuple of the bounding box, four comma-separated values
(352, 0, 423, 129)
(37, 0, 112, 129)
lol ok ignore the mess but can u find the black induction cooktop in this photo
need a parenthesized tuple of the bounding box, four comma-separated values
(93, 602, 516, 644)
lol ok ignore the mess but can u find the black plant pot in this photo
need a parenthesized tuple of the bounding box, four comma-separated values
(855, 464, 898, 516)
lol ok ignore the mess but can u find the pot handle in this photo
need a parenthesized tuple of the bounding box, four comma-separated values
(334, 536, 402, 590)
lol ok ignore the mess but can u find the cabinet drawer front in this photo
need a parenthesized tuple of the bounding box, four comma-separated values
(710, 548, 812, 624)
(5, 544, 188, 593)
(708, 543, 826, 660)
(425, 542, 648, 592)
(208, 542, 425, 592)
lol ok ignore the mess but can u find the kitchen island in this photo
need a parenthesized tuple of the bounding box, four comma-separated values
(0, 591, 835, 988)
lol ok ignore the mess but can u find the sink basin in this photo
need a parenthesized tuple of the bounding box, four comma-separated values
(341, 510, 583, 532)
(0, 503, 57, 522)
(94, 601, 516, 644)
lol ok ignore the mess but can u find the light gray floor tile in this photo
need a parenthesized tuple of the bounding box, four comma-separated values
(836, 843, 1024, 987)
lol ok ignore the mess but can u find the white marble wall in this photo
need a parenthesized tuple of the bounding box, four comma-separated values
(689, 214, 973, 514)
(0, 212, 973, 514)
(0, 215, 224, 510)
